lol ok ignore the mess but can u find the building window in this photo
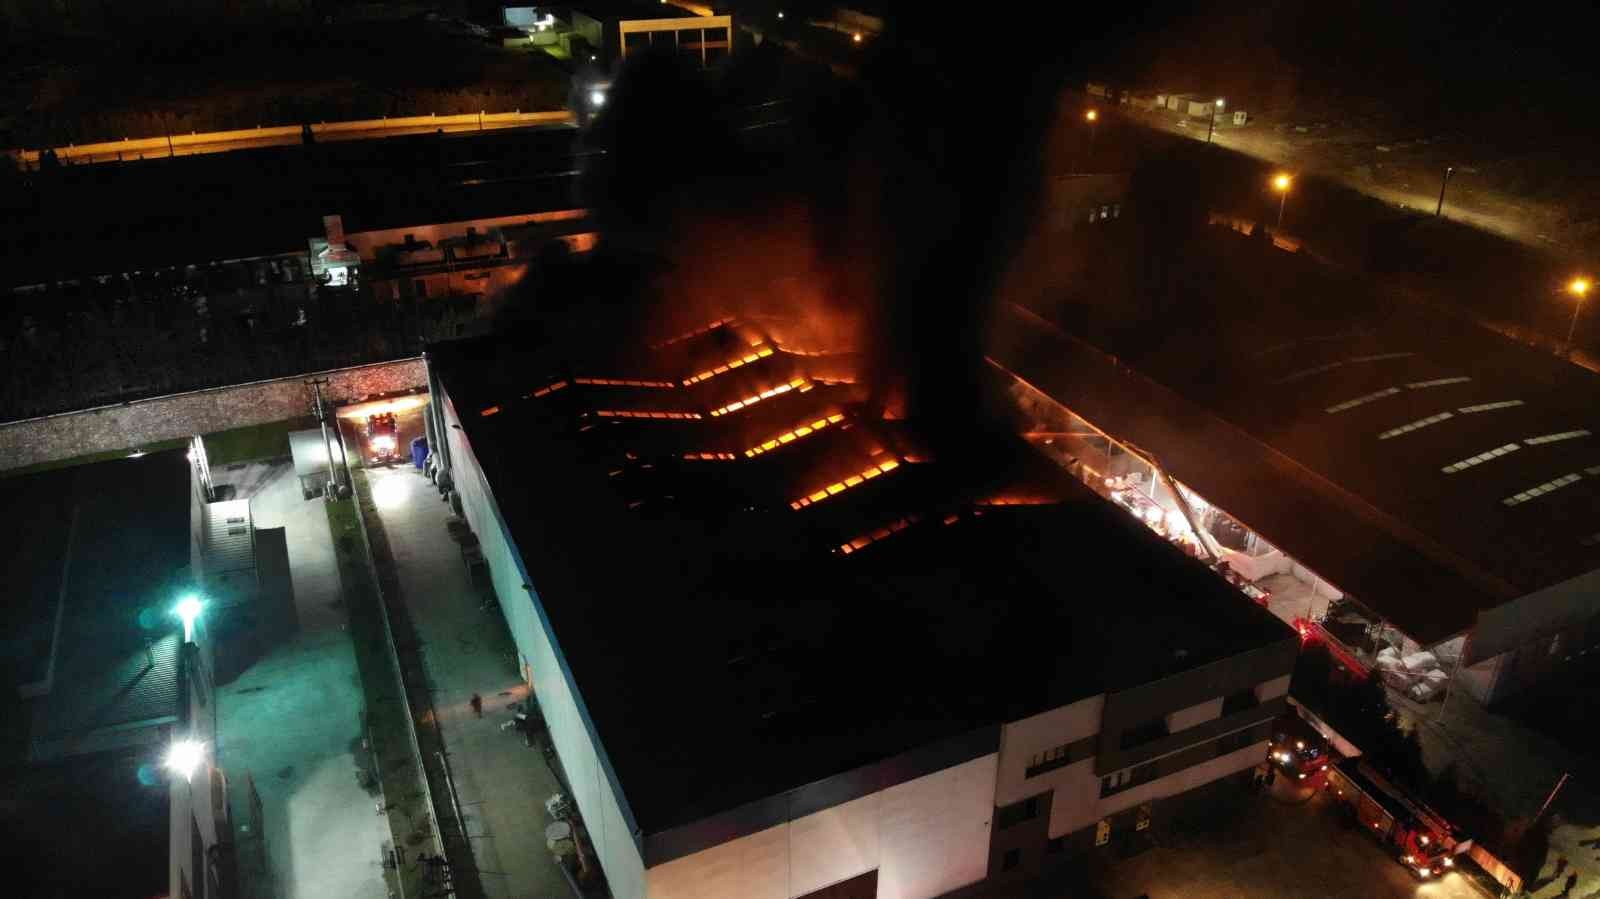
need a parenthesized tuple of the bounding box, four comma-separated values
(997, 795, 1041, 829)
(1119, 716, 1169, 750)
(1026, 734, 1096, 778)
(1136, 802, 1153, 831)
(1094, 818, 1111, 846)
(1001, 848, 1021, 871)
(1100, 769, 1130, 797)
(1046, 836, 1065, 854)
(1221, 687, 1259, 716)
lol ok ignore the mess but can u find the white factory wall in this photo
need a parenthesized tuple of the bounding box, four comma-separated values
(647, 754, 998, 899)
(442, 388, 648, 899)
(1472, 568, 1600, 663)
(999, 677, 1288, 840)
(1095, 740, 1269, 821)
(994, 695, 1103, 806)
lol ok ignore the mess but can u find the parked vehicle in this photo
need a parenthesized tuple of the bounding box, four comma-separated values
(365, 412, 401, 463)
(1327, 758, 1467, 879)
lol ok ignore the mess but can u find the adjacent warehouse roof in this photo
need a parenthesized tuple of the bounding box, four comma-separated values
(431, 317, 1291, 862)
(992, 253, 1600, 646)
(2, 449, 193, 761)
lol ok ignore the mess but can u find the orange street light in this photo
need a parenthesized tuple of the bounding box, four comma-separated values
(1567, 276, 1592, 356)
(1085, 110, 1098, 122)
(1272, 173, 1293, 229)
(1206, 98, 1226, 144)
(852, 32, 862, 43)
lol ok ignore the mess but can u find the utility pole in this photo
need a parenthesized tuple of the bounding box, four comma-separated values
(308, 378, 346, 496)
(1206, 98, 1225, 145)
(1435, 166, 1456, 217)
(1534, 772, 1570, 825)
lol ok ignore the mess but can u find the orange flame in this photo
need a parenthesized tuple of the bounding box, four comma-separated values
(839, 514, 920, 554)
(650, 316, 736, 349)
(683, 345, 775, 386)
(709, 378, 809, 417)
(575, 377, 677, 388)
(746, 413, 847, 457)
(791, 458, 901, 510)
(529, 380, 569, 398)
(594, 409, 703, 420)
(682, 452, 738, 461)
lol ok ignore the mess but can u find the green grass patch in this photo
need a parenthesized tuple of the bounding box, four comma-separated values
(204, 416, 318, 466)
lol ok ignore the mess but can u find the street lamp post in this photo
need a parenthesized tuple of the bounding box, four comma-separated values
(1566, 277, 1591, 356)
(1435, 165, 1456, 217)
(1272, 173, 1293, 230)
(1083, 109, 1098, 172)
(1206, 98, 1225, 144)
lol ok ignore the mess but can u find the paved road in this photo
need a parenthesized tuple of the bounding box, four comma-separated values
(366, 463, 572, 899)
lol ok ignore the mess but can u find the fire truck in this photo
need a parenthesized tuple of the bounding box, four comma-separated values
(1266, 713, 1331, 785)
(364, 412, 401, 464)
(1327, 758, 1467, 879)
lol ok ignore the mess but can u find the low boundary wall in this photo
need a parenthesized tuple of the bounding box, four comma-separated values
(0, 358, 426, 472)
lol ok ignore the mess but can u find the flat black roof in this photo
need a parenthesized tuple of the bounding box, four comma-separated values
(0, 450, 191, 760)
(576, 0, 710, 21)
(431, 318, 1292, 851)
(995, 227, 1600, 643)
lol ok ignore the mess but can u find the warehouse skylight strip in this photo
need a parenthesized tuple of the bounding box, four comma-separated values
(791, 459, 902, 510)
(574, 377, 678, 388)
(1441, 443, 1519, 474)
(594, 409, 703, 420)
(1377, 412, 1453, 440)
(1585, 465, 1600, 476)
(1502, 473, 1582, 507)
(682, 346, 776, 386)
(1524, 430, 1591, 445)
(746, 413, 847, 457)
(1275, 351, 1416, 385)
(682, 452, 738, 461)
(529, 380, 569, 398)
(1407, 376, 1472, 390)
(709, 378, 810, 417)
(1326, 387, 1401, 414)
(1458, 400, 1524, 414)
(839, 515, 921, 555)
(650, 316, 736, 348)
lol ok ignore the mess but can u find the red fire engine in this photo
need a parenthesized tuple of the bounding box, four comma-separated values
(1327, 758, 1467, 879)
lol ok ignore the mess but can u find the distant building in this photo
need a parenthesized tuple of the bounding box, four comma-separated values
(0, 446, 267, 898)
(422, 317, 1296, 897)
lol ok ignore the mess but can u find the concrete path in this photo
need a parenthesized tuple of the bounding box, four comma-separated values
(214, 459, 389, 899)
(366, 464, 570, 899)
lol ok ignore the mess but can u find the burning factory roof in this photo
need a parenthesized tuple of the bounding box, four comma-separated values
(427, 316, 1292, 859)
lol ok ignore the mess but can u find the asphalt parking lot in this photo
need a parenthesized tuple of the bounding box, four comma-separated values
(1046, 777, 1489, 899)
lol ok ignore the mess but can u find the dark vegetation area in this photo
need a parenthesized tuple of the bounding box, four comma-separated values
(2, 3, 567, 148)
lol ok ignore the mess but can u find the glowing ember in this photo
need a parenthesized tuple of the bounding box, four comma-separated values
(746, 413, 847, 457)
(682, 452, 738, 461)
(529, 380, 569, 398)
(839, 515, 920, 554)
(709, 378, 809, 417)
(683, 346, 775, 386)
(574, 377, 677, 388)
(594, 409, 703, 420)
(977, 496, 1057, 506)
(791, 458, 901, 509)
(650, 317, 736, 348)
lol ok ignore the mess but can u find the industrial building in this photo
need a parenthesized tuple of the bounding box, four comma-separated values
(421, 316, 1296, 898)
(991, 283, 1600, 705)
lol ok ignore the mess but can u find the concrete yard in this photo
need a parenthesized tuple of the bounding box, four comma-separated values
(213, 458, 390, 899)
(365, 462, 572, 899)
